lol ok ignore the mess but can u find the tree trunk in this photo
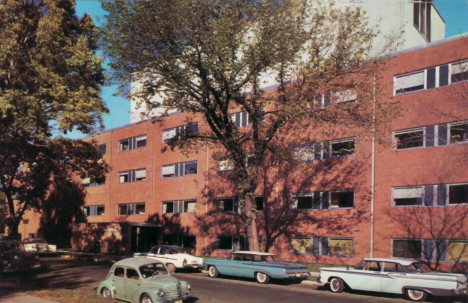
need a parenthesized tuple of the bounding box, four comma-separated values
(245, 194, 260, 251)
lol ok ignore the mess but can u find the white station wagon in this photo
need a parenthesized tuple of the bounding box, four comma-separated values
(134, 245, 203, 273)
(318, 258, 468, 301)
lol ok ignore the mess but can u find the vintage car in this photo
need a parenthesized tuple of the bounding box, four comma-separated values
(97, 257, 192, 303)
(318, 257, 468, 301)
(0, 239, 41, 274)
(134, 245, 203, 272)
(23, 238, 57, 255)
(203, 251, 310, 284)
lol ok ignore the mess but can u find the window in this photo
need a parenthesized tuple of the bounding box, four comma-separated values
(451, 60, 468, 83)
(292, 191, 353, 210)
(331, 139, 355, 158)
(255, 196, 264, 211)
(217, 236, 247, 251)
(449, 184, 468, 205)
(162, 234, 196, 248)
(218, 159, 234, 171)
(392, 239, 422, 259)
(82, 176, 105, 187)
(217, 197, 238, 212)
(395, 129, 424, 149)
(395, 71, 425, 94)
(119, 135, 147, 151)
(447, 241, 468, 262)
(162, 123, 198, 143)
(293, 138, 355, 162)
(450, 122, 468, 144)
(312, 90, 357, 108)
(83, 205, 105, 217)
(290, 237, 353, 257)
(335, 90, 357, 103)
(119, 169, 146, 183)
(114, 267, 125, 277)
(413, 0, 431, 41)
(118, 203, 145, 216)
(162, 161, 197, 178)
(393, 187, 424, 206)
(162, 200, 196, 214)
(230, 111, 251, 128)
(98, 144, 106, 155)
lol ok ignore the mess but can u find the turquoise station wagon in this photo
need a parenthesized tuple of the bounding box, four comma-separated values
(97, 257, 191, 303)
(203, 251, 310, 284)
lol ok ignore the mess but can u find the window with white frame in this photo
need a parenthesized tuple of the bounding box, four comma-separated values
(413, 0, 432, 42)
(290, 237, 353, 257)
(394, 128, 424, 149)
(393, 183, 468, 207)
(334, 89, 357, 103)
(118, 202, 145, 216)
(331, 138, 355, 158)
(293, 144, 315, 162)
(447, 241, 468, 262)
(162, 200, 196, 214)
(119, 169, 146, 183)
(218, 159, 234, 171)
(312, 90, 357, 108)
(82, 176, 105, 187)
(230, 111, 251, 128)
(393, 187, 424, 206)
(216, 235, 247, 251)
(449, 122, 468, 144)
(162, 161, 197, 178)
(98, 144, 106, 155)
(292, 190, 354, 210)
(119, 135, 147, 151)
(293, 138, 355, 162)
(448, 184, 468, 205)
(394, 59, 468, 96)
(392, 239, 422, 259)
(82, 205, 105, 217)
(162, 123, 198, 143)
(217, 197, 238, 212)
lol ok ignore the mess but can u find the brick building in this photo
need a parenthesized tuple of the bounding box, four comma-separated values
(22, 34, 462, 270)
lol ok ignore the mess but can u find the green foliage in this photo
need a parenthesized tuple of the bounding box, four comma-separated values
(0, 0, 108, 236)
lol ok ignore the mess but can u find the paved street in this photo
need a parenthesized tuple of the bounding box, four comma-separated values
(0, 258, 467, 303)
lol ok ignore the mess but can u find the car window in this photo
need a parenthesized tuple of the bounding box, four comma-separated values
(173, 247, 186, 253)
(114, 267, 125, 277)
(149, 246, 159, 254)
(159, 247, 167, 254)
(364, 261, 381, 272)
(168, 249, 178, 254)
(406, 262, 432, 273)
(382, 262, 405, 272)
(139, 263, 168, 278)
(127, 268, 140, 280)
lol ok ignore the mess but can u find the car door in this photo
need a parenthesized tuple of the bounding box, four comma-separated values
(237, 254, 255, 278)
(348, 261, 383, 292)
(112, 266, 126, 300)
(124, 267, 142, 299)
(380, 262, 407, 293)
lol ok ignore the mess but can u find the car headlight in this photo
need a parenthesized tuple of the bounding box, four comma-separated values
(185, 283, 191, 291)
(156, 289, 165, 297)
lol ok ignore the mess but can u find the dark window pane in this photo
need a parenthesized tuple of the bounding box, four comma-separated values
(393, 240, 421, 258)
(218, 237, 233, 250)
(184, 162, 197, 175)
(395, 130, 424, 149)
(450, 123, 468, 144)
(331, 140, 355, 157)
(330, 191, 354, 208)
(297, 196, 313, 209)
(426, 67, 436, 89)
(449, 184, 468, 204)
(255, 196, 264, 211)
(439, 65, 449, 86)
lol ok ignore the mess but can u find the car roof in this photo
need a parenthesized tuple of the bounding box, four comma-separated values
(363, 257, 420, 266)
(152, 245, 183, 249)
(233, 251, 276, 256)
(113, 257, 163, 267)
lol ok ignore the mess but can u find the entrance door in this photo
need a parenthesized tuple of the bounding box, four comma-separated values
(131, 226, 160, 253)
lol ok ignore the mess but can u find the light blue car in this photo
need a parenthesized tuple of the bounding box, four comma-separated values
(203, 251, 310, 284)
(97, 257, 191, 303)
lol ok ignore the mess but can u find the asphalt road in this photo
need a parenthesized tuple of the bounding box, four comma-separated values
(1, 258, 467, 303)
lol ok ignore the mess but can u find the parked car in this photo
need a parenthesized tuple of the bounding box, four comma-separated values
(23, 238, 57, 255)
(203, 251, 310, 284)
(134, 245, 203, 272)
(97, 257, 192, 303)
(0, 239, 41, 274)
(318, 257, 468, 301)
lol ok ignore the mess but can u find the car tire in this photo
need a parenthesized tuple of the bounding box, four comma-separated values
(101, 287, 112, 299)
(208, 266, 219, 278)
(256, 272, 270, 284)
(140, 294, 153, 303)
(405, 288, 427, 302)
(166, 263, 176, 273)
(329, 277, 344, 293)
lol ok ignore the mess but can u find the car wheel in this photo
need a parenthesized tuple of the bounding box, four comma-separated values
(101, 287, 112, 299)
(256, 272, 270, 284)
(329, 277, 344, 293)
(140, 294, 153, 303)
(208, 266, 219, 278)
(166, 263, 176, 273)
(406, 289, 427, 302)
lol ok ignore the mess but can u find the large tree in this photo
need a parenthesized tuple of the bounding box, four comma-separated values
(101, 0, 394, 251)
(0, 0, 108, 236)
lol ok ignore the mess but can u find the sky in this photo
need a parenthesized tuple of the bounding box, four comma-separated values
(67, 0, 468, 139)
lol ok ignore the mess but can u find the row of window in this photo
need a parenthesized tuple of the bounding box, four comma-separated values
(293, 138, 355, 162)
(162, 123, 198, 144)
(393, 183, 468, 207)
(292, 191, 354, 210)
(394, 121, 468, 150)
(83, 203, 146, 217)
(394, 60, 468, 95)
(290, 237, 354, 257)
(393, 239, 468, 262)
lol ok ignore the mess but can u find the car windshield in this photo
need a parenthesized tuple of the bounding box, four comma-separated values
(139, 263, 169, 278)
(405, 262, 432, 273)
(169, 247, 186, 254)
